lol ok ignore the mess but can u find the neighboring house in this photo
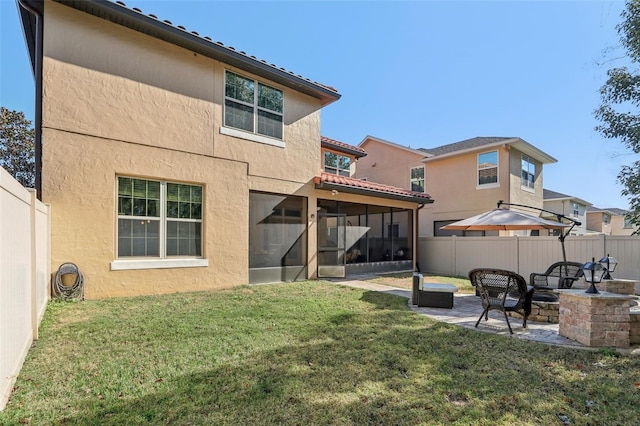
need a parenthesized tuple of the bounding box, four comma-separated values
(586, 206, 637, 236)
(542, 189, 590, 235)
(357, 136, 557, 237)
(18, 0, 432, 298)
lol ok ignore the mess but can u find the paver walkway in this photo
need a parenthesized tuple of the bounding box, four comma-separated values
(332, 279, 640, 355)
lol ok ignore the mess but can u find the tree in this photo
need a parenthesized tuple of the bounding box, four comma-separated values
(0, 107, 35, 188)
(595, 1, 640, 233)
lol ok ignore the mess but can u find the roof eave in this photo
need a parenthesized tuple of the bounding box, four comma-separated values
(358, 135, 432, 158)
(423, 137, 557, 164)
(315, 180, 434, 205)
(47, 0, 340, 106)
(545, 196, 592, 206)
(17, 0, 43, 74)
(321, 141, 367, 158)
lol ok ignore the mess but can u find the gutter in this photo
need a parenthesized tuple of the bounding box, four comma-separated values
(315, 180, 433, 205)
(17, 0, 43, 200)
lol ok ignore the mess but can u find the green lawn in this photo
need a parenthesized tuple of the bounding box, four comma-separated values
(1, 281, 639, 425)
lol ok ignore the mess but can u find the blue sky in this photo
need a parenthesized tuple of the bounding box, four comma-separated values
(1, 0, 636, 209)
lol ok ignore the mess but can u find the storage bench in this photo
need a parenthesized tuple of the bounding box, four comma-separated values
(417, 283, 458, 308)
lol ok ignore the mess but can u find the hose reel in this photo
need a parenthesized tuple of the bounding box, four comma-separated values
(52, 262, 85, 301)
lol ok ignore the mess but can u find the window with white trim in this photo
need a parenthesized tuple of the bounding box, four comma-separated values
(324, 151, 351, 176)
(117, 177, 203, 258)
(603, 213, 610, 225)
(521, 154, 535, 189)
(478, 151, 498, 186)
(224, 70, 283, 140)
(410, 166, 425, 192)
(571, 202, 580, 218)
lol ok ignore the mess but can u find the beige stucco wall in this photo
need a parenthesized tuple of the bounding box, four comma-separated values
(41, 1, 325, 298)
(507, 149, 543, 210)
(587, 212, 607, 234)
(543, 199, 587, 235)
(355, 140, 424, 189)
(421, 147, 511, 236)
(610, 215, 637, 235)
(585, 211, 635, 235)
(358, 140, 551, 237)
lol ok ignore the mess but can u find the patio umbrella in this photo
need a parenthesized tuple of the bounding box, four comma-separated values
(441, 208, 570, 232)
(441, 207, 573, 270)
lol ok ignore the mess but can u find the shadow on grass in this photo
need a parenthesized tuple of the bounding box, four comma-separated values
(359, 290, 408, 310)
(5, 286, 640, 425)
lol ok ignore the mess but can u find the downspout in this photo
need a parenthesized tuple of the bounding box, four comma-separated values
(415, 203, 425, 272)
(18, 0, 43, 200)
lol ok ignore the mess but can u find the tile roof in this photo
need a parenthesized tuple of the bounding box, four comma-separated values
(23, 0, 339, 105)
(314, 172, 433, 204)
(321, 136, 367, 158)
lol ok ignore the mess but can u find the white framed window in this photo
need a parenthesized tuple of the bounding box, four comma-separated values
(571, 202, 580, 218)
(224, 70, 283, 140)
(477, 151, 498, 186)
(603, 213, 610, 225)
(521, 154, 535, 189)
(410, 166, 425, 192)
(116, 177, 203, 260)
(324, 151, 351, 176)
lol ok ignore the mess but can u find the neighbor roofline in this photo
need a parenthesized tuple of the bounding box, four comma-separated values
(18, 0, 341, 107)
(358, 135, 432, 158)
(544, 195, 592, 206)
(423, 137, 557, 164)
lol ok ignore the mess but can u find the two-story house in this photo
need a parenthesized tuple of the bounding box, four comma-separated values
(357, 136, 557, 237)
(542, 189, 590, 235)
(19, 0, 431, 298)
(586, 207, 638, 235)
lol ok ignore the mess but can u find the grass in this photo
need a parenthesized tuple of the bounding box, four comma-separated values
(364, 272, 475, 293)
(1, 281, 639, 425)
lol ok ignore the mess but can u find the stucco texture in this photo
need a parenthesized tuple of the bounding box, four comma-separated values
(40, 1, 325, 298)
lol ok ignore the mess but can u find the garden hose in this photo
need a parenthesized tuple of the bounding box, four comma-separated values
(52, 262, 85, 301)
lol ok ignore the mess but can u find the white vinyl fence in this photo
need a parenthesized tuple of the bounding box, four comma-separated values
(419, 235, 640, 292)
(1, 168, 50, 410)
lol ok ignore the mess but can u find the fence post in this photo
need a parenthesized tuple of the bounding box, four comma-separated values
(28, 189, 38, 341)
(451, 235, 457, 276)
(599, 233, 606, 258)
(514, 235, 520, 274)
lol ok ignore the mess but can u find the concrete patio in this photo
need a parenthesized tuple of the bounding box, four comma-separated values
(332, 279, 640, 355)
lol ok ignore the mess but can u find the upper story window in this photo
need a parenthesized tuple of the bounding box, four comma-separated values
(224, 71, 283, 140)
(324, 151, 351, 176)
(624, 216, 633, 228)
(603, 213, 610, 225)
(410, 166, 425, 192)
(117, 177, 203, 259)
(521, 154, 535, 189)
(571, 202, 580, 218)
(478, 151, 498, 186)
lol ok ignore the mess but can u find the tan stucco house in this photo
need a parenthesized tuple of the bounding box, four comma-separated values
(542, 189, 590, 235)
(19, 0, 432, 299)
(586, 206, 638, 236)
(356, 136, 557, 237)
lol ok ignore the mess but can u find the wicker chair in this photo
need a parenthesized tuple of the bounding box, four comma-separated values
(530, 261, 584, 290)
(469, 268, 535, 334)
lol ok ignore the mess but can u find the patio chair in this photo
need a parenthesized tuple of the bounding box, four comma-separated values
(529, 261, 584, 290)
(468, 268, 535, 334)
